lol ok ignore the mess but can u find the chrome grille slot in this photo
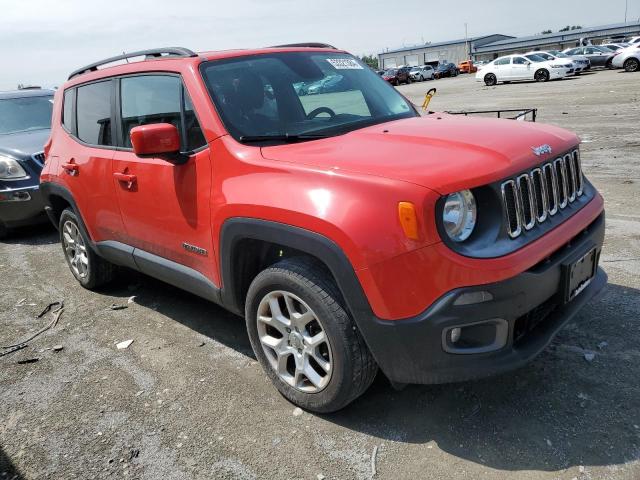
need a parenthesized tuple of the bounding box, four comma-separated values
(501, 180, 522, 238)
(500, 149, 583, 239)
(517, 174, 535, 230)
(543, 163, 558, 215)
(554, 158, 568, 208)
(564, 154, 576, 202)
(573, 150, 583, 196)
(530, 168, 548, 223)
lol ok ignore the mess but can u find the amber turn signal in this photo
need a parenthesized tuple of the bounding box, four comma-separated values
(398, 202, 419, 240)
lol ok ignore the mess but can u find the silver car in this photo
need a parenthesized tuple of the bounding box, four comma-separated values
(563, 46, 616, 68)
(409, 65, 435, 81)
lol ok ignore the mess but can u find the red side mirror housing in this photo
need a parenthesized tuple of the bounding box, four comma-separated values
(130, 123, 180, 156)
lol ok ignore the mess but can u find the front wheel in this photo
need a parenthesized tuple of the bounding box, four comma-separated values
(245, 259, 378, 413)
(535, 69, 550, 82)
(484, 73, 497, 86)
(624, 58, 639, 72)
(59, 208, 115, 289)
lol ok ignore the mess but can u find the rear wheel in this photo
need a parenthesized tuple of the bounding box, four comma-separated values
(484, 73, 497, 86)
(535, 69, 550, 82)
(59, 208, 115, 289)
(245, 258, 378, 413)
(0, 223, 7, 240)
(624, 58, 639, 72)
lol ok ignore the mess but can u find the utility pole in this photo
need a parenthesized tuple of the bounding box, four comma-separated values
(625, 0, 628, 23)
(464, 23, 469, 60)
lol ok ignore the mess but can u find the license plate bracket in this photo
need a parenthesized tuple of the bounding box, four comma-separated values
(561, 247, 598, 303)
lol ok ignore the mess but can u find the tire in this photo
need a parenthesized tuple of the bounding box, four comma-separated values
(484, 73, 497, 86)
(624, 58, 639, 72)
(605, 59, 613, 69)
(59, 208, 115, 289)
(0, 223, 7, 240)
(535, 69, 550, 82)
(245, 258, 378, 413)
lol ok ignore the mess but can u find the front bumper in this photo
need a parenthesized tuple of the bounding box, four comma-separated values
(360, 212, 606, 385)
(0, 185, 47, 229)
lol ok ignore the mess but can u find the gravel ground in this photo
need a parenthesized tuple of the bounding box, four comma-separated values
(1, 69, 639, 480)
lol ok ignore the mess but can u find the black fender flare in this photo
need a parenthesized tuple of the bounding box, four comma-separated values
(219, 217, 375, 325)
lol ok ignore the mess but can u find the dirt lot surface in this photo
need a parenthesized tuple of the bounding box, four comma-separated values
(2, 69, 639, 480)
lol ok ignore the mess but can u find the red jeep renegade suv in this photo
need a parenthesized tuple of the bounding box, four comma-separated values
(40, 45, 606, 412)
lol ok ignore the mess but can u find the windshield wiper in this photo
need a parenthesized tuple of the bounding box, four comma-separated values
(238, 133, 331, 143)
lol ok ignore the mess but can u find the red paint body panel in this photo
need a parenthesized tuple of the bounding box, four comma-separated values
(42, 47, 605, 324)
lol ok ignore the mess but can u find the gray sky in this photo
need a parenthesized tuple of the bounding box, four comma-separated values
(1, 0, 638, 90)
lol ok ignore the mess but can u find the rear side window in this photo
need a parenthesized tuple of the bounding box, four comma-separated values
(76, 81, 113, 146)
(62, 89, 74, 133)
(494, 57, 510, 65)
(120, 75, 206, 151)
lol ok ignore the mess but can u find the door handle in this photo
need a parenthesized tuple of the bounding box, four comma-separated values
(62, 162, 79, 175)
(113, 172, 137, 189)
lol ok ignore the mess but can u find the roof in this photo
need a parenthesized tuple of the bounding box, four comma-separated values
(475, 21, 640, 52)
(380, 34, 513, 55)
(0, 89, 55, 100)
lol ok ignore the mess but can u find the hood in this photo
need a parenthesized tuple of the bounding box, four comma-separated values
(261, 115, 579, 194)
(0, 128, 50, 159)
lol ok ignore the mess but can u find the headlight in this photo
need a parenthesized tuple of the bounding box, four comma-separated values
(442, 190, 477, 242)
(0, 155, 28, 180)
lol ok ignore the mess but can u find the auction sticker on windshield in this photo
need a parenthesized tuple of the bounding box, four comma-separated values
(326, 58, 363, 69)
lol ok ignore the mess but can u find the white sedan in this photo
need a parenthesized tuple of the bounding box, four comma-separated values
(525, 50, 588, 74)
(612, 44, 640, 72)
(475, 54, 573, 86)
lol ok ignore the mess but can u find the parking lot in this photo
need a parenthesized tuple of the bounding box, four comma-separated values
(1, 69, 639, 480)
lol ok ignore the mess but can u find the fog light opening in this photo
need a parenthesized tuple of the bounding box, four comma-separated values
(443, 319, 509, 355)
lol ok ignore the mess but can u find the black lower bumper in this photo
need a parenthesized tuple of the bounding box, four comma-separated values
(0, 185, 47, 230)
(361, 213, 606, 385)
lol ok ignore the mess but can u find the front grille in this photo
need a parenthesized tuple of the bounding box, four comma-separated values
(501, 150, 583, 239)
(32, 151, 45, 167)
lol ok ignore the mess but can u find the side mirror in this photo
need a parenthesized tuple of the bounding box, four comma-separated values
(130, 123, 180, 156)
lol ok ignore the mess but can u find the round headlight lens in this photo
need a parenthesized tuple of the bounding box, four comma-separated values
(443, 190, 477, 242)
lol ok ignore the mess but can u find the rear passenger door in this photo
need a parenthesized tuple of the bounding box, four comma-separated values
(111, 74, 215, 281)
(57, 80, 127, 243)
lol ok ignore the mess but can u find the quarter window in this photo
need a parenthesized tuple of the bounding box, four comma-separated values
(76, 81, 113, 146)
(62, 89, 74, 133)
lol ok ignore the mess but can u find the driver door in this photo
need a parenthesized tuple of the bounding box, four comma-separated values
(510, 56, 532, 80)
(111, 74, 216, 281)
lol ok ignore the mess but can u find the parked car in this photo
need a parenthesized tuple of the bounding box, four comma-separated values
(626, 36, 640, 44)
(600, 43, 629, 52)
(434, 62, 459, 78)
(0, 88, 55, 238)
(382, 67, 411, 85)
(547, 50, 591, 71)
(563, 46, 616, 68)
(458, 60, 478, 73)
(526, 50, 588, 74)
(476, 54, 571, 86)
(611, 43, 640, 72)
(41, 44, 606, 412)
(409, 65, 435, 81)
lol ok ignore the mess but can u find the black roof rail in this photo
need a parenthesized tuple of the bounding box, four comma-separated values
(68, 47, 198, 80)
(268, 42, 337, 49)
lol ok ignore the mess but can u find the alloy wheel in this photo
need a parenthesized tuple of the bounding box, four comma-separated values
(256, 290, 332, 393)
(62, 221, 89, 278)
(625, 58, 639, 72)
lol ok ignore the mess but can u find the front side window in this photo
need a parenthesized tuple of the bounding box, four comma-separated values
(0, 95, 53, 135)
(76, 81, 112, 146)
(120, 75, 206, 151)
(513, 57, 528, 64)
(200, 52, 415, 142)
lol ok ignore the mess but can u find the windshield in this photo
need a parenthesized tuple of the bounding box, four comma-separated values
(384, 69, 397, 75)
(201, 52, 416, 142)
(0, 95, 53, 135)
